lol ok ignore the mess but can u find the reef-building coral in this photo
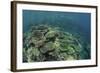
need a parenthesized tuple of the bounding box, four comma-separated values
(23, 25, 90, 62)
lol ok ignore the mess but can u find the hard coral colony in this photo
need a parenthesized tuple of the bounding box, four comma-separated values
(23, 25, 90, 62)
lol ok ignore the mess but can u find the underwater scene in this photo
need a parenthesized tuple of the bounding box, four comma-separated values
(23, 10, 91, 63)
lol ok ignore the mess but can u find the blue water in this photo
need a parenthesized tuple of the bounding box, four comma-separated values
(23, 10, 91, 43)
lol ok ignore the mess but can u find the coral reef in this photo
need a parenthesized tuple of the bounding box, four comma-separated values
(23, 25, 90, 62)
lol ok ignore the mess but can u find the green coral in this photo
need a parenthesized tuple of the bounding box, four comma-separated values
(23, 24, 90, 62)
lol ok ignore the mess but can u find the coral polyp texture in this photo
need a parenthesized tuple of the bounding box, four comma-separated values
(23, 25, 90, 62)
